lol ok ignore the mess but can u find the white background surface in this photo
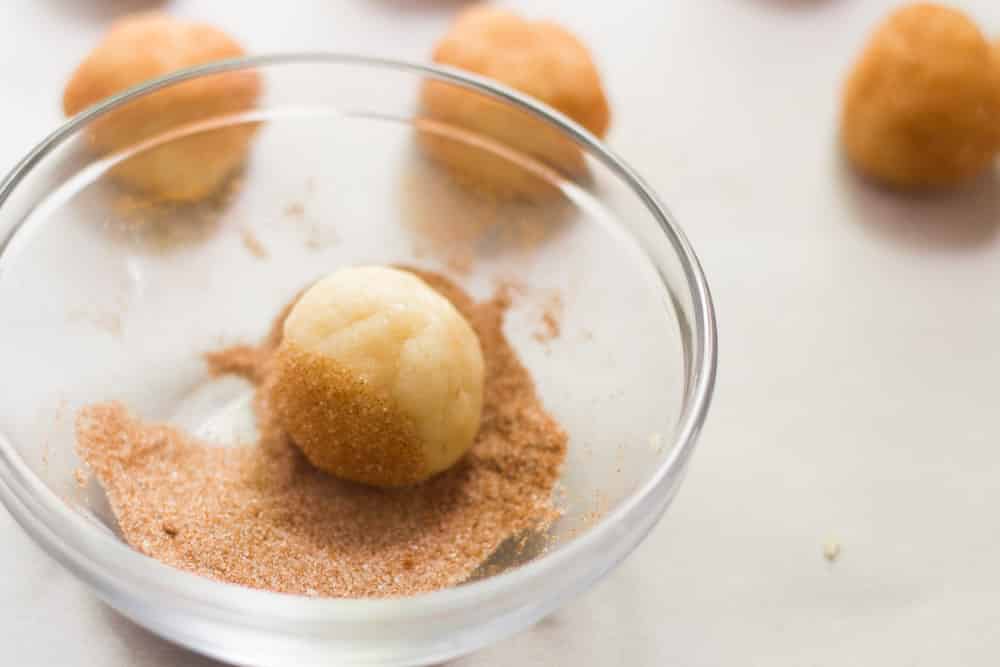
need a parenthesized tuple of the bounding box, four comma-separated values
(4, 0, 1000, 664)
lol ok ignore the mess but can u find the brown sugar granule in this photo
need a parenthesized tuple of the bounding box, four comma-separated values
(282, 201, 337, 250)
(240, 226, 269, 259)
(75, 270, 567, 598)
(537, 311, 560, 342)
(533, 292, 563, 344)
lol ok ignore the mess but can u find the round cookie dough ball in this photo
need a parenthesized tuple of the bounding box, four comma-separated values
(271, 266, 485, 488)
(63, 12, 261, 202)
(841, 3, 1000, 190)
(419, 7, 611, 198)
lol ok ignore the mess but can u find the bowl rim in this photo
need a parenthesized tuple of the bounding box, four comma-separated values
(0, 53, 717, 624)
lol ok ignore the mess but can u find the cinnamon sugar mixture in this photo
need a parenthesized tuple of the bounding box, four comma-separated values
(75, 270, 568, 598)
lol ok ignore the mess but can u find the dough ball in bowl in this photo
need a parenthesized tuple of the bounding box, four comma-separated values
(840, 3, 1000, 190)
(62, 12, 261, 202)
(271, 267, 485, 488)
(419, 7, 611, 198)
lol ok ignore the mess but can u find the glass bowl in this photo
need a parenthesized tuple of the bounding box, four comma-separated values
(0, 55, 716, 666)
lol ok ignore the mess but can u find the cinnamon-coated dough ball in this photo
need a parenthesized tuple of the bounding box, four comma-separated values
(841, 3, 1000, 189)
(420, 7, 611, 198)
(63, 13, 261, 202)
(271, 267, 485, 488)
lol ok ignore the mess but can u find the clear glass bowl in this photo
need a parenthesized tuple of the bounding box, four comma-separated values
(0, 55, 716, 666)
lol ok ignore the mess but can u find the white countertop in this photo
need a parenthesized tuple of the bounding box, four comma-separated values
(5, 0, 1000, 664)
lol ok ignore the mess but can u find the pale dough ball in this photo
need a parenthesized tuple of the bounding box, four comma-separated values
(419, 7, 611, 198)
(841, 3, 1000, 189)
(62, 12, 261, 202)
(271, 267, 485, 487)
